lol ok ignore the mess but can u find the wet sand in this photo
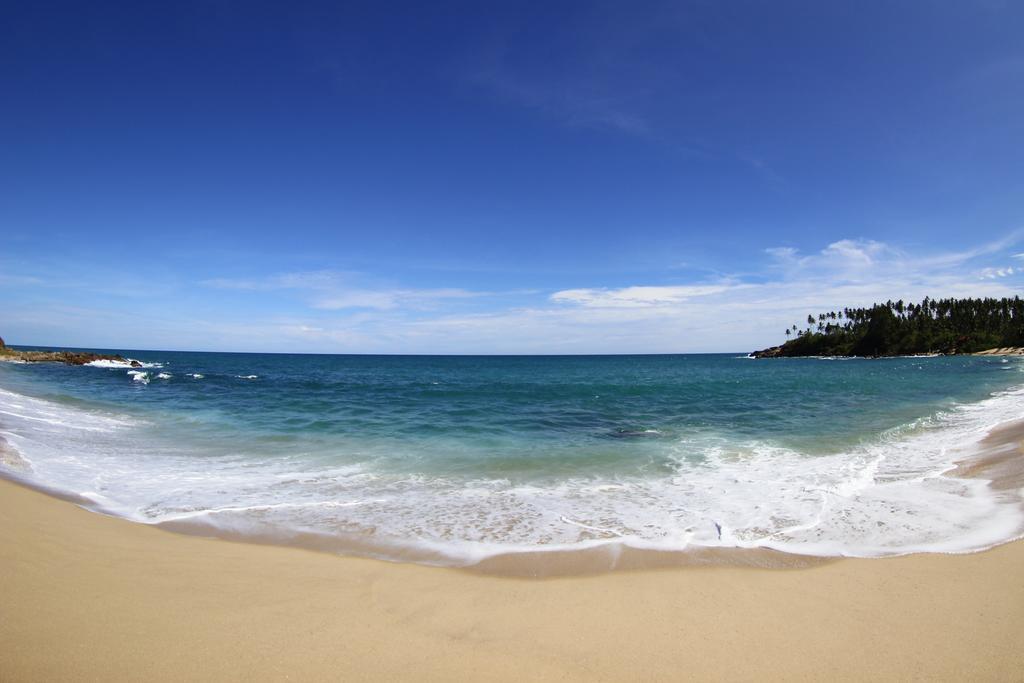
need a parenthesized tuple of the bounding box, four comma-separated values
(951, 416, 1024, 491)
(1, 474, 1022, 681)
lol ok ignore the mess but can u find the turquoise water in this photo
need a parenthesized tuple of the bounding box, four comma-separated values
(1, 351, 1023, 566)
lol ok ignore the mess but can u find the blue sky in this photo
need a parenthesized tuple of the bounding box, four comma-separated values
(2, 1, 1022, 353)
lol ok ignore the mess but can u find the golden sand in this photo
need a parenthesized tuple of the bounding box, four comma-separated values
(1, 476, 1022, 681)
(973, 347, 1024, 356)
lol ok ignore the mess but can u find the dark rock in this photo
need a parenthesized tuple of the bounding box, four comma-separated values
(0, 346, 128, 366)
(749, 345, 784, 358)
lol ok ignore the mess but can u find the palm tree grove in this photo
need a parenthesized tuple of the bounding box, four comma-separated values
(752, 296, 1024, 357)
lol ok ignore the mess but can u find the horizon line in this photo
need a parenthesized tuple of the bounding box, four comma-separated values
(5, 342, 752, 358)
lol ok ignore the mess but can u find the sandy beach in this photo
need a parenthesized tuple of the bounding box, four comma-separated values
(974, 347, 1024, 356)
(1, 475, 1021, 681)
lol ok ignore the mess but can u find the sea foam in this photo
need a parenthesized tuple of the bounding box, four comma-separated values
(0, 378, 1022, 570)
(86, 359, 162, 369)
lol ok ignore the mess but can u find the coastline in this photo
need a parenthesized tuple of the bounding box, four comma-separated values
(752, 345, 1024, 359)
(973, 346, 1024, 356)
(2, 476, 1023, 681)
(1, 360, 1023, 575)
(4, 409, 1022, 577)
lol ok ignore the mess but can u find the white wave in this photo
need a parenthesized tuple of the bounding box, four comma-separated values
(156, 373, 172, 380)
(0, 434, 32, 472)
(0, 388, 137, 435)
(127, 370, 149, 384)
(187, 373, 204, 379)
(235, 375, 258, 380)
(86, 358, 163, 369)
(0, 379, 1022, 568)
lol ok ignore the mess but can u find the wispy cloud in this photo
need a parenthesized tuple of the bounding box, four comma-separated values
(203, 271, 492, 311)
(0, 273, 43, 286)
(763, 234, 1024, 284)
(981, 266, 1016, 279)
(6, 233, 1022, 354)
(551, 284, 740, 308)
(313, 288, 481, 311)
(201, 270, 346, 291)
(459, 6, 667, 137)
(467, 59, 651, 135)
(766, 239, 895, 272)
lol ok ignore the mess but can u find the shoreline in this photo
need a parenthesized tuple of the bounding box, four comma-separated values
(2, 476, 1023, 680)
(6, 412, 1021, 577)
(1, 376, 1023, 577)
(3, 428, 1021, 577)
(973, 346, 1024, 356)
(751, 345, 1024, 359)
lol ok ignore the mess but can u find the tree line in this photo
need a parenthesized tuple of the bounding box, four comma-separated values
(763, 296, 1024, 357)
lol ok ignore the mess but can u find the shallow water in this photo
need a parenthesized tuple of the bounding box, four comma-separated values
(1, 350, 1022, 569)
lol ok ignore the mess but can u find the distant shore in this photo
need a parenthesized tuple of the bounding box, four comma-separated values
(751, 345, 1024, 359)
(972, 346, 1024, 356)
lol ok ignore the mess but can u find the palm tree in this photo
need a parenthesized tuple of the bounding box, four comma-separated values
(767, 296, 1024, 356)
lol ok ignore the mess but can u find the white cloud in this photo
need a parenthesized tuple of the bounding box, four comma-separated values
(820, 239, 890, 266)
(550, 284, 738, 308)
(767, 238, 897, 274)
(980, 266, 1016, 279)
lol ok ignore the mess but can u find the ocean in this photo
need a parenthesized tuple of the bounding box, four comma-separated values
(1, 350, 1022, 571)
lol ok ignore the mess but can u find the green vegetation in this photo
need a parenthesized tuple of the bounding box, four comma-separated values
(755, 296, 1024, 357)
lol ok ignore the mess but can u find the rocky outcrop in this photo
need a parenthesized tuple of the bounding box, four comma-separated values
(749, 345, 784, 359)
(0, 347, 127, 365)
